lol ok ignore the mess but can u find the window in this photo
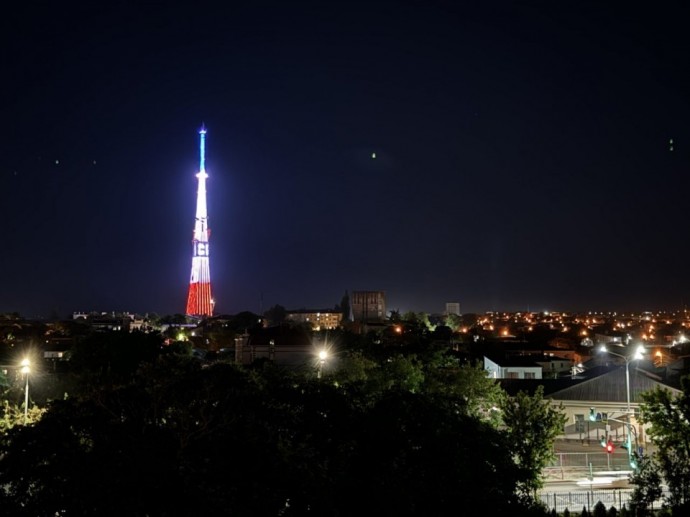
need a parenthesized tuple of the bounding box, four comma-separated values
(524, 372, 536, 379)
(575, 414, 585, 433)
(506, 372, 519, 379)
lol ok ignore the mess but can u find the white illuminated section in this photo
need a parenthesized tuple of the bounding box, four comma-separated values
(194, 127, 209, 240)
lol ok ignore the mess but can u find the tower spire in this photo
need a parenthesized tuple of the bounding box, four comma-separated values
(186, 125, 214, 318)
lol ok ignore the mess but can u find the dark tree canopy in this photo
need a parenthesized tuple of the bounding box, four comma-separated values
(0, 331, 556, 516)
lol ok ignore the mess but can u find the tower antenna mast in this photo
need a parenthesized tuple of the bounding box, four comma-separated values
(186, 125, 214, 317)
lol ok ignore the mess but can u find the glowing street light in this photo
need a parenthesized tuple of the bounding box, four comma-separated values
(598, 344, 645, 414)
(20, 358, 30, 425)
(598, 344, 645, 468)
(317, 349, 328, 379)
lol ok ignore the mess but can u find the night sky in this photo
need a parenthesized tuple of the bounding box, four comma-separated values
(2, 1, 689, 319)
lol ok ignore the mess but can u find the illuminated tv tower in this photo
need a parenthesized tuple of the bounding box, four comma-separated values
(185, 125, 214, 317)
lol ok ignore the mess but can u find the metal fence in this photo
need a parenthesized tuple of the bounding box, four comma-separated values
(539, 489, 631, 513)
(538, 489, 671, 513)
(549, 451, 633, 470)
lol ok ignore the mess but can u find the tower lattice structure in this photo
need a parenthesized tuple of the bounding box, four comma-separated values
(186, 125, 214, 317)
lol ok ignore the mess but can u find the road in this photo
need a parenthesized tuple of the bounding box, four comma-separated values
(540, 438, 641, 492)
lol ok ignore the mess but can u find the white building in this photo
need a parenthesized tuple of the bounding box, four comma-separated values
(484, 354, 543, 380)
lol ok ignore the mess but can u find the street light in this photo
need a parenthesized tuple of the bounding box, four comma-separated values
(598, 344, 645, 414)
(317, 349, 328, 379)
(598, 344, 645, 468)
(20, 358, 30, 425)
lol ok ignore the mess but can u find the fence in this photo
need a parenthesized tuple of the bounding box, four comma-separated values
(539, 452, 670, 512)
(539, 489, 632, 513)
(543, 451, 638, 483)
(538, 489, 671, 513)
(550, 451, 633, 470)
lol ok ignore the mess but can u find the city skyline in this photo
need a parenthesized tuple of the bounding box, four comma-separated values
(2, 2, 689, 319)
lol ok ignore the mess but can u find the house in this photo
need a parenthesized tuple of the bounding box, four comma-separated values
(499, 363, 681, 449)
(544, 364, 680, 447)
(534, 356, 574, 378)
(484, 354, 543, 379)
(232, 325, 331, 371)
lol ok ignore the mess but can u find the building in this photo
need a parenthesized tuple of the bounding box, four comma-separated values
(445, 302, 460, 316)
(351, 290, 386, 323)
(498, 361, 681, 448)
(544, 365, 680, 447)
(285, 310, 342, 330)
(232, 326, 329, 370)
(484, 354, 543, 380)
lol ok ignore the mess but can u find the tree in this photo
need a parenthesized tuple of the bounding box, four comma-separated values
(593, 500, 607, 517)
(637, 378, 690, 511)
(65, 329, 163, 396)
(0, 400, 46, 432)
(0, 392, 188, 516)
(228, 311, 262, 333)
(430, 325, 452, 342)
(422, 357, 506, 424)
(329, 349, 378, 386)
(416, 312, 431, 331)
(388, 309, 401, 322)
(500, 385, 567, 498)
(338, 390, 525, 516)
(0, 344, 554, 516)
(263, 304, 286, 326)
(380, 354, 425, 393)
(628, 453, 662, 515)
(444, 313, 463, 331)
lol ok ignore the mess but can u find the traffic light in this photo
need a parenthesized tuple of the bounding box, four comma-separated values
(629, 451, 639, 469)
(589, 407, 602, 421)
(605, 440, 615, 454)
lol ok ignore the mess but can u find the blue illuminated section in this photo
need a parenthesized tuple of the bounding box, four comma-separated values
(199, 125, 206, 172)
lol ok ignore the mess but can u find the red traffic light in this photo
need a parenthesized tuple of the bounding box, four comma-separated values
(606, 440, 615, 454)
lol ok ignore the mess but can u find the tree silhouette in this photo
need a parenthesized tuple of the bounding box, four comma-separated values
(0, 333, 557, 516)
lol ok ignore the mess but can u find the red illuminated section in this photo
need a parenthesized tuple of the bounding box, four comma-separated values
(186, 281, 213, 317)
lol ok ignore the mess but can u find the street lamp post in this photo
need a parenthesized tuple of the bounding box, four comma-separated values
(20, 358, 30, 425)
(598, 344, 645, 415)
(598, 344, 645, 467)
